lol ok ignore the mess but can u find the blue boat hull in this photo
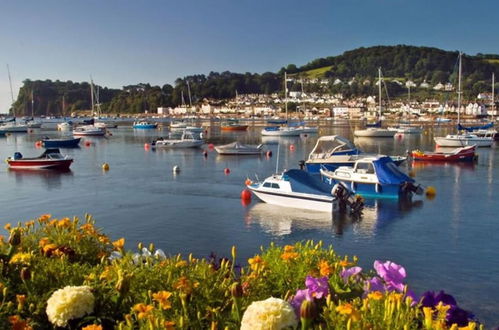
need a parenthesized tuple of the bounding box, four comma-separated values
(323, 177, 404, 199)
(306, 158, 406, 174)
(42, 138, 81, 148)
(133, 124, 157, 129)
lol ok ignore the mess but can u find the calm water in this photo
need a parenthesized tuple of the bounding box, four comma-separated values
(0, 122, 498, 326)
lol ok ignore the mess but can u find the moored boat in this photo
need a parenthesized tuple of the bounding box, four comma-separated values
(434, 134, 493, 147)
(133, 121, 158, 129)
(41, 137, 81, 148)
(221, 121, 248, 131)
(215, 141, 263, 155)
(411, 145, 476, 162)
(57, 122, 73, 131)
(0, 122, 29, 133)
(6, 148, 73, 170)
(320, 156, 423, 199)
(73, 125, 106, 136)
(151, 131, 203, 148)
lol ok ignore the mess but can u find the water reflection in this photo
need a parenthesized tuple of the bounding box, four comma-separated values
(410, 161, 476, 171)
(8, 169, 73, 189)
(244, 203, 333, 236)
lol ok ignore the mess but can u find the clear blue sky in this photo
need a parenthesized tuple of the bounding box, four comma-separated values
(1, 0, 499, 112)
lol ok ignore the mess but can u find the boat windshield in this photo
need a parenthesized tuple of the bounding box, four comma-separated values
(309, 136, 357, 160)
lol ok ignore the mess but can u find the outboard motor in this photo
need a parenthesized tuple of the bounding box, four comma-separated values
(298, 160, 305, 170)
(332, 182, 364, 215)
(401, 182, 424, 195)
(13, 152, 22, 160)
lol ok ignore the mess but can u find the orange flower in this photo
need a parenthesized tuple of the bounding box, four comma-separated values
(283, 245, 294, 252)
(338, 260, 352, 268)
(4, 223, 11, 231)
(280, 251, 299, 262)
(24, 221, 35, 228)
(336, 303, 360, 321)
(56, 218, 71, 228)
(112, 238, 125, 250)
(152, 291, 172, 310)
(318, 260, 332, 276)
(174, 276, 193, 295)
(367, 291, 383, 301)
(164, 321, 175, 330)
(8, 315, 33, 330)
(49, 219, 58, 227)
(38, 237, 50, 248)
(37, 214, 51, 223)
(82, 325, 103, 330)
(133, 303, 154, 320)
(248, 255, 265, 271)
(80, 223, 97, 235)
(16, 294, 26, 307)
(175, 260, 187, 268)
(42, 243, 58, 256)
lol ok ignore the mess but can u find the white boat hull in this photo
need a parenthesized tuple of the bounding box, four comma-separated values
(249, 188, 337, 213)
(153, 140, 203, 148)
(0, 125, 29, 132)
(354, 128, 396, 137)
(261, 127, 303, 136)
(434, 136, 493, 147)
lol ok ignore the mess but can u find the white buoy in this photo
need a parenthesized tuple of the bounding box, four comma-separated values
(173, 165, 180, 173)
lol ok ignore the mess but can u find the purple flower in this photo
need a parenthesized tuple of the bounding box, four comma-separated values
(420, 291, 474, 326)
(305, 275, 329, 299)
(374, 260, 406, 292)
(340, 266, 362, 284)
(290, 289, 311, 315)
(447, 306, 474, 327)
(364, 276, 386, 293)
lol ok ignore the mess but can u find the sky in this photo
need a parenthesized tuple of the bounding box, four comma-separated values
(1, 0, 499, 112)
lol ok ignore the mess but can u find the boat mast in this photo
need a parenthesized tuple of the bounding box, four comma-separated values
(31, 89, 34, 117)
(187, 81, 192, 114)
(284, 72, 288, 121)
(90, 78, 95, 115)
(492, 72, 495, 115)
(457, 52, 462, 125)
(378, 67, 382, 119)
(7, 64, 15, 116)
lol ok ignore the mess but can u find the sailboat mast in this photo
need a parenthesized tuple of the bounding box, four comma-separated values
(378, 67, 382, 118)
(457, 52, 462, 124)
(492, 72, 495, 113)
(7, 64, 15, 116)
(187, 81, 192, 114)
(90, 78, 95, 115)
(284, 72, 288, 120)
(31, 89, 34, 117)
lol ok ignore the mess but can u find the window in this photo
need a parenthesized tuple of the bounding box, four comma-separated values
(271, 183, 280, 189)
(263, 182, 272, 188)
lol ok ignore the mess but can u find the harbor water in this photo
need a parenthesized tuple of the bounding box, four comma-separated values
(0, 122, 497, 325)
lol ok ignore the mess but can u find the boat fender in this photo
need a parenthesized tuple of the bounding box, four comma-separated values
(375, 183, 382, 194)
(240, 189, 252, 201)
(266, 150, 272, 157)
(224, 168, 231, 175)
(144, 143, 150, 150)
(173, 165, 180, 173)
(289, 144, 295, 151)
(203, 151, 208, 158)
(245, 178, 252, 186)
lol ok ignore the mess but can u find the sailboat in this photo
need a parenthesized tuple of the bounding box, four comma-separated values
(26, 90, 42, 128)
(388, 84, 422, 134)
(261, 72, 303, 136)
(434, 53, 493, 147)
(0, 65, 29, 133)
(472, 73, 498, 140)
(74, 79, 106, 136)
(354, 68, 396, 138)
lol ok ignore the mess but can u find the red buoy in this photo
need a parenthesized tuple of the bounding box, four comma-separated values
(241, 189, 252, 201)
(84, 141, 92, 147)
(289, 144, 295, 151)
(144, 143, 150, 150)
(266, 150, 272, 157)
(224, 168, 231, 175)
(35, 141, 42, 148)
(208, 143, 215, 150)
(245, 178, 252, 186)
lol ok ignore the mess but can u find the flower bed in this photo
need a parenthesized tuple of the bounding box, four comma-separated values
(0, 215, 481, 329)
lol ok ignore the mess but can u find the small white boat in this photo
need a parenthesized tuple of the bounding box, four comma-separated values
(354, 127, 397, 137)
(73, 125, 106, 136)
(247, 169, 339, 213)
(57, 122, 73, 131)
(215, 142, 263, 155)
(133, 121, 157, 129)
(261, 126, 304, 136)
(0, 122, 29, 133)
(95, 122, 118, 129)
(26, 120, 42, 128)
(151, 131, 203, 148)
(387, 124, 422, 134)
(434, 134, 493, 147)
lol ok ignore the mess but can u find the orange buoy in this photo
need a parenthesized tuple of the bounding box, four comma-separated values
(224, 168, 230, 175)
(84, 141, 92, 147)
(289, 144, 295, 151)
(208, 143, 215, 150)
(241, 189, 252, 201)
(266, 150, 272, 157)
(245, 178, 252, 186)
(35, 141, 42, 147)
(144, 143, 150, 150)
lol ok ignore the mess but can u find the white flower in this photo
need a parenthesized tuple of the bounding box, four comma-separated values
(46, 285, 95, 327)
(108, 251, 123, 261)
(241, 297, 297, 330)
(154, 249, 166, 260)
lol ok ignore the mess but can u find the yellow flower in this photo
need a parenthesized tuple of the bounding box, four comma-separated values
(82, 325, 103, 330)
(112, 238, 125, 250)
(174, 276, 193, 295)
(56, 218, 71, 228)
(99, 266, 112, 281)
(318, 260, 332, 276)
(9, 253, 33, 265)
(46, 285, 95, 327)
(42, 244, 58, 256)
(39, 237, 50, 248)
(4, 223, 11, 231)
(164, 321, 175, 330)
(133, 303, 154, 320)
(388, 292, 403, 303)
(38, 214, 51, 223)
(423, 307, 434, 329)
(283, 245, 294, 252)
(280, 252, 299, 262)
(152, 291, 172, 310)
(336, 303, 360, 321)
(248, 255, 265, 271)
(367, 291, 383, 301)
(338, 259, 352, 267)
(175, 260, 187, 268)
(97, 234, 110, 244)
(24, 220, 35, 228)
(16, 294, 26, 309)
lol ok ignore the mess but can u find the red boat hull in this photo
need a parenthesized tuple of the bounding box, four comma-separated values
(411, 146, 476, 162)
(7, 159, 73, 170)
(221, 125, 248, 131)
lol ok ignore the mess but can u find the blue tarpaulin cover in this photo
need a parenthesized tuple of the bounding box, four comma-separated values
(282, 169, 331, 195)
(457, 122, 494, 132)
(372, 157, 414, 185)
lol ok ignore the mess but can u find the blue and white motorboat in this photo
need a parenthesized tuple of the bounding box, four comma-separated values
(320, 156, 423, 199)
(42, 137, 81, 148)
(247, 169, 339, 212)
(133, 121, 158, 129)
(305, 135, 406, 173)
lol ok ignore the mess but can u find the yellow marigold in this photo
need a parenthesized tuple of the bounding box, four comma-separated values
(133, 303, 154, 320)
(97, 234, 110, 244)
(336, 303, 354, 315)
(174, 276, 193, 295)
(112, 238, 125, 250)
(8, 315, 33, 330)
(318, 260, 332, 276)
(367, 291, 383, 301)
(57, 218, 71, 228)
(46, 285, 95, 327)
(38, 214, 51, 223)
(4, 223, 11, 231)
(39, 237, 50, 248)
(152, 291, 172, 310)
(24, 220, 35, 228)
(9, 253, 33, 265)
(283, 245, 294, 252)
(82, 325, 103, 330)
(80, 223, 97, 236)
(248, 255, 265, 271)
(241, 297, 297, 330)
(280, 251, 299, 262)
(175, 260, 187, 268)
(164, 321, 175, 330)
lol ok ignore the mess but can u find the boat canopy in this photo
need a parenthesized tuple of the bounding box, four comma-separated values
(288, 121, 305, 127)
(282, 169, 331, 195)
(372, 157, 414, 185)
(308, 135, 359, 160)
(366, 120, 382, 128)
(217, 141, 261, 150)
(40, 148, 62, 156)
(457, 122, 494, 132)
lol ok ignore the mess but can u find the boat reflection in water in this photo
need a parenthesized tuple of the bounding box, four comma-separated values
(333, 198, 424, 236)
(244, 203, 333, 236)
(411, 160, 476, 171)
(7, 168, 73, 190)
